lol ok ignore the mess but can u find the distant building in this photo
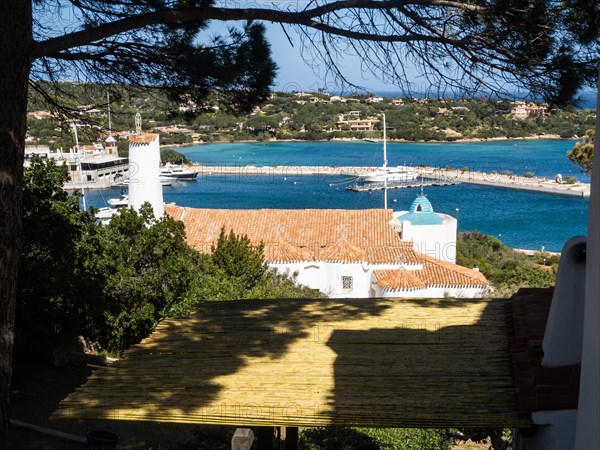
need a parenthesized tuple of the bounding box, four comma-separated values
(337, 117, 380, 131)
(24, 145, 53, 168)
(27, 110, 55, 120)
(510, 101, 548, 120)
(367, 96, 384, 103)
(77, 155, 129, 183)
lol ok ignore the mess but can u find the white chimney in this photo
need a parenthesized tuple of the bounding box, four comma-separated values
(127, 131, 163, 219)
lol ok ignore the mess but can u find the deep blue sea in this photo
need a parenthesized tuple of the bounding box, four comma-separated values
(84, 140, 589, 252)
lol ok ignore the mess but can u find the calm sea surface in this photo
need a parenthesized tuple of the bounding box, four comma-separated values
(84, 140, 589, 252)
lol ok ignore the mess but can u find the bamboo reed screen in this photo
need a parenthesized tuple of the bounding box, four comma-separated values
(53, 297, 529, 428)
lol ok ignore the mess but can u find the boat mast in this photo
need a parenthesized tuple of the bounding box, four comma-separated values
(71, 123, 86, 211)
(382, 113, 388, 209)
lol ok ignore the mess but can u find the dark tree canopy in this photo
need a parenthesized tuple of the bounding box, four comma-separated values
(31, 2, 277, 114)
(30, 0, 600, 108)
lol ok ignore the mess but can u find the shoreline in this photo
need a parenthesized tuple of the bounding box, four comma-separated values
(161, 134, 575, 149)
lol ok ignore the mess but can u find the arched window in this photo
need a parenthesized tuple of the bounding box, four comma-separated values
(416, 205, 422, 212)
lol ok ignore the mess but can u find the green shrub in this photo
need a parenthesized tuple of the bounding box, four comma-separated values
(161, 148, 190, 165)
(299, 427, 451, 450)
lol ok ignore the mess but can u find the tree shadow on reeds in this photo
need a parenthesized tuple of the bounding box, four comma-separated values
(54, 297, 391, 424)
(326, 298, 522, 429)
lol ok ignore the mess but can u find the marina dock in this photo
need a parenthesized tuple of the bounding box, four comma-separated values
(64, 164, 590, 198)
(346, 179, 459, 191)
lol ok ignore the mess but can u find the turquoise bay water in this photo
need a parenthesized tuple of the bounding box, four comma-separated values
(85, 140, 589, 252)
(182, 139, 589, 181)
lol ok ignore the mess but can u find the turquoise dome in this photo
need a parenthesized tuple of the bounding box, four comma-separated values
(398, 195, 444, 225)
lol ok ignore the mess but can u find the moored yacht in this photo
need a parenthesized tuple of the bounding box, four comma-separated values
(159, 163, 198, 180)
(358, 166, 419, 184)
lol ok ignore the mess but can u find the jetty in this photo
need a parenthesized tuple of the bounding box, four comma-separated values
(418, 167, 590, 198)
(346, 179, 459, 192)
(193, 164, 590, 197)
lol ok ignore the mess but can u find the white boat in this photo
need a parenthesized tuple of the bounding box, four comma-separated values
(359, 166, 418, 184)
(159, 163, 198, 180)
(159, 176, 174, 186)
(107, 193, 128, 207)
(94, 207, 120, 225)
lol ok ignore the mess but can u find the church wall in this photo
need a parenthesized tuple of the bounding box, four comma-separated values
(402, 218, 457, 264)
(271, 261, 373, 298)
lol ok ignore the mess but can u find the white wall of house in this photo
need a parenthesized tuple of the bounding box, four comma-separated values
(271, 261, 485, 299)
(272, 261, 374, 298)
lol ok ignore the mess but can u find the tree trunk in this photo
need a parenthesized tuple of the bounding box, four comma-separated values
(0, 1, 32, 447)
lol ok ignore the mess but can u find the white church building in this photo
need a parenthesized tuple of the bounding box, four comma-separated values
(126, 130, 488, 299)
(391, 193, 458, 263)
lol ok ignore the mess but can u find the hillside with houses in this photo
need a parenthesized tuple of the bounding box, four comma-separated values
(26, 83, 595, 153)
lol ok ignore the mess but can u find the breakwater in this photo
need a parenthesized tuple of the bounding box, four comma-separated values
(193, 164, 590, 198)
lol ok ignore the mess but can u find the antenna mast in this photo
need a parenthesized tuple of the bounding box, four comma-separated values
(382, 113, 388, 209)
(71, 124, 86, 211)
(107, 91, 112, 136)
(135, 113, 142, 134)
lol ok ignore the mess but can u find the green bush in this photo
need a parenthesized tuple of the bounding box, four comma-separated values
(457, 231, 558, 297)
(161, 148, 191, 165)
(299, 427, 451, 450)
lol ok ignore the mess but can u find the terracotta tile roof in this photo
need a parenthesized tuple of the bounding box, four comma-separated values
(129, 132, 158, 144)
(264, 239, 313, 263)
(507, 288, 580, 414)
(419, 255, 488, 287)
(319, 239, 368, 262)
(373, 255, 488, 292)
(165, 205, 421, 265)
(373, 269, 426, 291)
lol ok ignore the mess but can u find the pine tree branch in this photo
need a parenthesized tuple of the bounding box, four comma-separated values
(32, 1, 481, 58)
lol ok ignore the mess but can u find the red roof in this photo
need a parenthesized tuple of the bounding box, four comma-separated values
(129, 132, 158, 144)
(165, 205, 420, 264)
(373, 256, 487, 291)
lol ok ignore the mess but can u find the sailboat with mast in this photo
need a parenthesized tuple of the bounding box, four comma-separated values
(355, 114, 418, 186)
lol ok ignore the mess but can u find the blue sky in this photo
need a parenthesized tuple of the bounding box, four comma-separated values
(204, 20, 407, 95)
(263, 24, 396, 94)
